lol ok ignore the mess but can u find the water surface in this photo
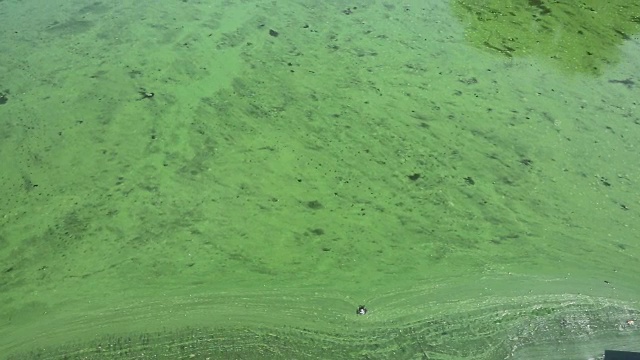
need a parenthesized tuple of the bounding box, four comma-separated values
(0, 0, 639, 359)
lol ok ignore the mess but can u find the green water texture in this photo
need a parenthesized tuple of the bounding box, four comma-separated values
(1, 0, 639, 359)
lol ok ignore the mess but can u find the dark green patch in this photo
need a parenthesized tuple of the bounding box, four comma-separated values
(453, 1, 640, 74)
(528, 0, 552, 15)
(306, 200, 323, 210)
(309, 228, 325, 236)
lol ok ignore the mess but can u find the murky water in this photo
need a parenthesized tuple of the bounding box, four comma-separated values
(1, 0, 639, 359)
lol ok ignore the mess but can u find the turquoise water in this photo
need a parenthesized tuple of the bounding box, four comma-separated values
(0, 0, 639, 359)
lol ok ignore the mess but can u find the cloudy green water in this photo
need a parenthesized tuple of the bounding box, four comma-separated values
(0, 0, 639, 359)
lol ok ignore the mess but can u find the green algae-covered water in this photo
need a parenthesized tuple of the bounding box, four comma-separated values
(1, 1, 639, 359)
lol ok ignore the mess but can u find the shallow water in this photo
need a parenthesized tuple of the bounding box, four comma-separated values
(0, 0, 639, 359)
